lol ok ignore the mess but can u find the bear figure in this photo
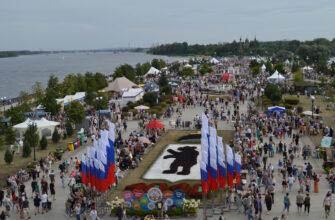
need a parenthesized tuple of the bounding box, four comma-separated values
(162, 146, 199, 175)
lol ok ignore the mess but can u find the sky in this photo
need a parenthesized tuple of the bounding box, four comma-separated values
(1, 0, 335, 50)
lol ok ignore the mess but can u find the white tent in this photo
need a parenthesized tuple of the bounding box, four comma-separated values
(134, 105, 150, 110)
(103, 77, 137, 92)
(56, 92, 86, 106)
(302, 66, 313, 71)
(267, 70, 285, 83)
(184, 64, 192, 68)
(13, 118, 60, 139)
(145, 67, 161, 76)
(261, 64, 266, 72)
(210, 57, 220, 64)
(122, 88, 144, 103)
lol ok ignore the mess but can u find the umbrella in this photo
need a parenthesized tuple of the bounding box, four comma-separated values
(138, 136, 151, 144)
(134, 105, 150, 110)
(146, 119, 164, 129)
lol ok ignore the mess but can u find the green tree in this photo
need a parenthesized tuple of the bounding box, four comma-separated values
(199, 63, 212, 75)
(113, 64, 136, 81)
(42, 88, 61, 116)
(65, 101, 85, 124)
(143, 92, 158, 107)
(5, 103, 31, 124)
(4, 148, 13, 165)
(52, 128, 61, 144)
(135, 62, 151, 76)
(65, 120, 74, 136)
(264, 84, 282, 103)
(293, 70, 304, 83)
(39, 136, 48, 150)
(274, 63, 286, 74)
(180, 67, 194, 78)
(19, 91, 30, 104)
(151, 59, 166, 70)
(251, 66, 261, 76)
(4, 127, 16, 145)
(22, 123, 39, 158)
(47, 74, 61, 94)
(32, 81, 44, 105)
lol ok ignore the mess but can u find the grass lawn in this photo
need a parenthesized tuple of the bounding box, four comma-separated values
(0, 136, 74, 187)
(108, 129, 234, 199)
(283, 94, 335, 126)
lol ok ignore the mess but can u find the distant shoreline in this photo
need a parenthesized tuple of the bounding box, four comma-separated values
(0, 48, 148, 58)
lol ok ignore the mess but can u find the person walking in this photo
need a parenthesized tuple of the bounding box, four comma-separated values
(288, 175, 295, 192)
(89, 203, 100, 220)
(296, 190, 304, 214)
(283, 193, 290, 213)
(264, 192, 272, 215)
(33, 193, 41, 215)
(75, 202, 82, 220)
(49, 181, 55, 201)
(41, 192, 48, 214)
(323, 191, 332, 218)
(303, 193, 310, 215)
(116, 204, 123, 220)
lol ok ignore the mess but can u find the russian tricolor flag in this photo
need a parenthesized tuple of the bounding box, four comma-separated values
(107, 121, 116, 186)
(234, 153, 242, 186)
(226, 145, 235, 188)
(200, 113, 209, 194)
(80, 154, 88, 185)
(217, 137, 226, 189)
(208, 127, 218, 191)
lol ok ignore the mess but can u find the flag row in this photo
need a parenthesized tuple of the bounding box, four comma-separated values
(200, 114, 241, 194)
(80, 121, 116, 192)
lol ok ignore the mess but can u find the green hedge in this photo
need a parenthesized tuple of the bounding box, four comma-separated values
(283, 97, 299, 105)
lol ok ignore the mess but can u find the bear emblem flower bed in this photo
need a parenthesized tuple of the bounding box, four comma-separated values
(143, 144, 201, 182)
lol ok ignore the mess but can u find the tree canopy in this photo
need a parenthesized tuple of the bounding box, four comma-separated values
(65, 101, 85, 124)
(113, 64, 136, 81)
(149, 38, 335, 63)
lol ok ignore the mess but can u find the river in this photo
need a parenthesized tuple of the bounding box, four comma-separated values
(0, 52, 183, 98)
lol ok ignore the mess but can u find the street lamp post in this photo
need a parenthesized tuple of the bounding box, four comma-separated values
(311, 95, 315, 119)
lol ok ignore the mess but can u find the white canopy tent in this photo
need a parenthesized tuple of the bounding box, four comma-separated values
(145, 67, 161, 76)
(56, 92, 86, 106)
(267, 70, 285, 83)
(210, 57, 220, 64)
(122, 88, 144, 103)
(13, 118, 60, 139)
(134, 105, 150, 110)
(261, 64, 266, 72)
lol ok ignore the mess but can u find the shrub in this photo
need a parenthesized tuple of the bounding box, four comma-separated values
(284, 97, 299, 105)
(143, 92, 158, 107)
(4, 148, 13, 165)
(52, 129, 61, 143)
(39, 136, 48, 150)
(65, 120, 74, 136)
(264, 84, 282, 103)
(4, 128, 16, 145)
(22, 139, 32, 158)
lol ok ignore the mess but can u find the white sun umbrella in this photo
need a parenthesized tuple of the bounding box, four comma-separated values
(134, 105, 150, 110)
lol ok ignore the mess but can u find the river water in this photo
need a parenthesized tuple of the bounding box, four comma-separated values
(0, 52, 183, 98)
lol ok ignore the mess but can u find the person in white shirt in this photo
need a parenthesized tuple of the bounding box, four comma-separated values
(89, 206, 100, 220)
(288, 175, 295, 192)
(41, 193, 48, 213)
